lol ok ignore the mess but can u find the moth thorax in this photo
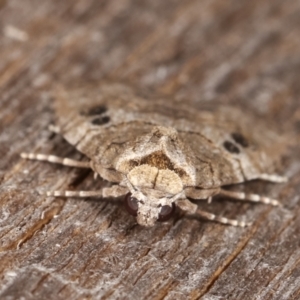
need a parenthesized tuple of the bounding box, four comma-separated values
(127, 165, 183, 195)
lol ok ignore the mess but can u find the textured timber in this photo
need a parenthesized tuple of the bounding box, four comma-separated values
(0, 0, 300, 299)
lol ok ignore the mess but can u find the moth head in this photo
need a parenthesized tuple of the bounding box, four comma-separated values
(116, 126, 192, 226)
(124, 192, 176, 227)
(124, 164, 183, 226)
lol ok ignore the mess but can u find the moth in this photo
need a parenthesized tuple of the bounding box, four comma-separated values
(21, 83, 287, 227)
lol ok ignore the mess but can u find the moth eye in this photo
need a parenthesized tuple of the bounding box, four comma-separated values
(91, 116, 110, 125)
(80, 105, 107, 116)
(223, 140, 240, 154)
(231, 132, 249, 148)
(158, 203, 176, 222)
(124, 193, 138, 217)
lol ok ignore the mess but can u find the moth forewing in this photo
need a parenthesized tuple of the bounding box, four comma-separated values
(21, 83, 287, 227)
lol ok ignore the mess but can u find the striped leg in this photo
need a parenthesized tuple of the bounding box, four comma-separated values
(43, 190, 103, 197)
(220, 189, 281, 206)
(48, 124, 61, 133)
(176, 199, 250, 227)
(41, 186, 129, 198)
(258, 173, 288, 183)
(196, 209, 251, 227)
(21, 153, 91, 169)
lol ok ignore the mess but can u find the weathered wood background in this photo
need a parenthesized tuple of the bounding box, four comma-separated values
(1, 0, 300, 299)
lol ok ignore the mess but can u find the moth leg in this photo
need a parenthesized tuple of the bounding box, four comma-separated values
(102, 186, 129, 198)
(176, 199, 251, 227)
(21, 153, 91, 168)
(43, 190, 103, 197)
(185, 187, 220, 200)
(48, 124, 61, 134)
(257, 173, 288, 183)
(195, 209, 251, 227)
(42, 185, 128, 198)
(219, 189, 280, 206)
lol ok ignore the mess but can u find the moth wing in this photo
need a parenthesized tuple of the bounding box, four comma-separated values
(174, 106, 287, 188)
(54, 84, 286, 189)
(54, 84, 153, 171)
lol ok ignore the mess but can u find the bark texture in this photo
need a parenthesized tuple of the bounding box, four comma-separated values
(0, 0, 300, 299)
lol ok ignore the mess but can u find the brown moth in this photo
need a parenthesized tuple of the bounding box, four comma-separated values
(21, 83, 287, 227)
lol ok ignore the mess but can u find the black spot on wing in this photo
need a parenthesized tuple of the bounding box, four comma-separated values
(223, 140, 240, 154)
(231, 132, 249, 148)
(81, 105, 107, 116)
(91, 116, 110, 125)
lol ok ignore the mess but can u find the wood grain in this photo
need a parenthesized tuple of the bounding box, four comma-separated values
(0, 0, 300, 299)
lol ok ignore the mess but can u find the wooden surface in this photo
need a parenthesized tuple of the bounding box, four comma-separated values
(1, 0, 300, 299)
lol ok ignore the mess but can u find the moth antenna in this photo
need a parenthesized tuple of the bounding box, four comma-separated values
(257, 173, 288, 183)
(21, 153, 91, 169)
(196, 209, 251, 227)
(219, 189, 281, 206)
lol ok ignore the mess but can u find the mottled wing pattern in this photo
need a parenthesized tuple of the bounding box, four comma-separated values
(55, 84, 153, 168)
(176, 107, 285, 188)
(55, 83, 285, 189)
